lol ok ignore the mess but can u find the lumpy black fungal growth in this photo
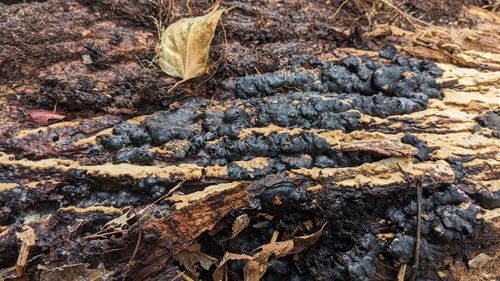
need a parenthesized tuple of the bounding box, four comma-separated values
(99, 55, 442, 179)
(387, 185, 479, 264)
(235, 54, 442, 101)
(476, 110, 500, 138)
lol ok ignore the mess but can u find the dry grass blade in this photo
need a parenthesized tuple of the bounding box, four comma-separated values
(157, 5, 227, 92)
(483, 0, 500, 11)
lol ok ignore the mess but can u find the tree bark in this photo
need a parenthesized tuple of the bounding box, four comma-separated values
(1, 0, 499, 280)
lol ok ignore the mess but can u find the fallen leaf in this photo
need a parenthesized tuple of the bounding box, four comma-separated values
(174, 242, 218, 278)
(157, 5, 227, 92)
(244, 224, 325, 280)
(212, 223, 327, 281)
(25, 110, 66, 125)
(230, 213, 250, 239)
(213, 252, 254, 281)
(468, 253, 497, 269)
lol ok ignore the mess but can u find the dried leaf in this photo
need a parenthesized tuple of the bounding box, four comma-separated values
(213, 252, 254, 281)
(157, 6, 227, 91)
(174, 242, 218, 277)
(244, 224, 325, 280)
(230, 213, 250, 239)
(468, 253, 497, 269)
(26, 110, 66, 125)
(288, 224, 325, 254)
(212, 223, 327, 281)
(97, 207, 138, 235)
(253, 240, 295, 259)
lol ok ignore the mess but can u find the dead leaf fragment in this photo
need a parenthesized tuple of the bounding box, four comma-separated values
(157, 6, 227, 92)
(213, 252, 254, 281)
(230, 213, 250, 239)
(468, 253, 498, 269)
(213, 223, 326, 281)
(25, 110, 66, 125)
(174, 242, 218, 278)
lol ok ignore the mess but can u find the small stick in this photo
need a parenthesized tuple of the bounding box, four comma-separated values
(396, 164, 422, 281)
(410, 178, 422, 281)
(377, 0, 420, 32)
(120, 180, 184, 281)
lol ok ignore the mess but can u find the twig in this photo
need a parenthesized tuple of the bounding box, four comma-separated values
(130, 209, 143, 261)
(328, 0, 348, 21)
(410, 178, 422, 281)
(376, 0, 445, 31)
(120, 180, 185, 281)
(396, 164, 422, 281)
(121, 208, 143, 281)
(397, 263, 406, 281)
(376, 0, 420, 32)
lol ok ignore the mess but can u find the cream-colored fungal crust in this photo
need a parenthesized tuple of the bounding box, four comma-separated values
(169, 182, 242, 209)
(58, 206, 123, 214)
(232, 157, 270, 173)
(292, 158, 454, 188)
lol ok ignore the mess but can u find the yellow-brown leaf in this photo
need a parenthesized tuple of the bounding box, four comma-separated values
(157, 7, 226, 91)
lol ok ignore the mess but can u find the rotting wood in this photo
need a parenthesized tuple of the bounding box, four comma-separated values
(1, 0, 500, 280)
(14, 226, 35, 277)
(340, 138, 418, 157)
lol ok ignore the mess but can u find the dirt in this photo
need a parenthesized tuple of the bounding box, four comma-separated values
(1, 0, 500, 280)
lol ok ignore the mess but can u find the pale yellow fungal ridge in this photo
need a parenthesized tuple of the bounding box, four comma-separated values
(169, 182, 242, 210)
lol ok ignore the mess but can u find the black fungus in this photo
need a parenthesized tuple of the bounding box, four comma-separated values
(474, 189, 500, 209)
(446, 157, 464, 182)
(304, 225, 378, 281)
(133, 176, 172, 197)
(235, 55, 442, 102)
(262, 259, 290, 280)
(227, 159, 276, 180)
(280, 155, 313, 169)
(78, 190, 144, 208)
(101, 122, 151, 152)
(112, 147, 154, 164)
(128, 126, 152, 146)
(59, 184, 91, 203)
(341, 233, 378, 281)
(314, 155, 336, 168)
(64, 168, 97, 187)
(476, 110, 500, 138)
(387, 185, 478, 263)
(401, 134, 430, 161)
(259, 183, 308, 206)
(379, 45, 397, 60)
(100, 135, 126, 152)
(143, 106, 201, 145)
(97, 54, 444, 181)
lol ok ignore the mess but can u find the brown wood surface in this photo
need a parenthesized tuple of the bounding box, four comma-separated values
(1, 0, 499, 280)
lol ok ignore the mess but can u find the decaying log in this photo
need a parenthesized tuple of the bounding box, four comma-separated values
(1, 0, 500, 280)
